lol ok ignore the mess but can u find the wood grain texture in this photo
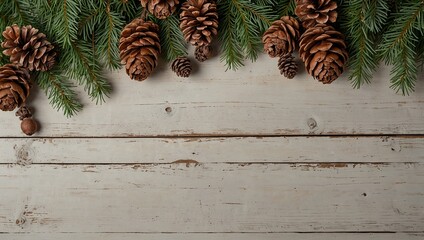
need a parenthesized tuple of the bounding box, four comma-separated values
(1, 233, 423, 240)
(1, 136, 423, 164)
(1, 163, 423, 233)
(0, 56, 423, 137)
(0, 53, 423, 238)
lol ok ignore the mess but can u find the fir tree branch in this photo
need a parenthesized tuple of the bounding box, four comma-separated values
(275, 0, 296, 17)
(156, 15, 188, 62)
(417, 38, 424, 70)
(9, 0, 30, 25)
(217, 0, 276, 69)
(348, 28, 378, 88)
(62, 41, 112, 103)
(51, 0, 80, 46)
(218, 0, 245, 70)
(339, 0, 387, 88)
(232, 0, 262, 61)
(379, 1, 423, 94)
(78, 5, 100, 40)
(379, 1, 424, 62)
(96, 0, 124, 70)
(36, 71, 83, 117)
(253, 0, 277, 6)
(238, 1, 275, 29)
(364, 0, 389, 33)
(112, 0, 142, 21)
(390, 44, 418, 95)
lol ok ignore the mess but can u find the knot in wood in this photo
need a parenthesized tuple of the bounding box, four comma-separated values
(307, 118, 317, 130)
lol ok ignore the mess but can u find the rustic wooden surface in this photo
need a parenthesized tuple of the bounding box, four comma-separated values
(0, 55, 423, 239)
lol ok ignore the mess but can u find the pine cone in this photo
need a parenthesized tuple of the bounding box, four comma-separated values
(171, 56, 192, 77)
(295, 0, 338, 28)
(180, 0, 218, 47)
(195, 45, 212, 62)
(0, 64, 31, 111)
(140, 0, 179, 19)
(299, 24, 348, 84)
(1, 25, 56, 72)
(262, 16, 300, 58)
(119, 18, 161, 81)
(15, 105, 33, 120)
(278, 54, 298, 79)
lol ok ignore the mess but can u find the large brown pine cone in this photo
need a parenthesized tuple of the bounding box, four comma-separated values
(119, 18, 161, 81)
(171, 56, 192, 77)
(262, 16, 300, 58)
(0, 64, 32, 111)
(299, 24, 348, 84)
(140, 0, 179, 19)
(295, 0, 338, 28)
(278, 54, 298, 79)
(1, 25, 56, 72)
(180, 0, 218, 47)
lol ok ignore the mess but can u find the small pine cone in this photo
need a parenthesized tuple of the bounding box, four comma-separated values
(119, 18, 161, 81)
(195, 45, 212, 62)
(0, 64, 31, 111)
(180, 0, 219, 47)
(1, 25, 56, 71)
(16, 106, 33, 120)
(262, 16, 300, 58)
(171, 57, 192, 77)
(295, 0, 338, 28)
(278, 54, 298, 79)
(299, 24, 348, 84)
(140, 0, 179, 19)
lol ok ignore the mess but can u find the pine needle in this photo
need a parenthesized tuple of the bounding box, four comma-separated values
(156, 15, 188, 62)
(339, 0, 388, 88)
(217, 0, 276, 70)
(36, 71, 83, 117)
(62, 41, 112, 103)
(379, 1, 424, 95)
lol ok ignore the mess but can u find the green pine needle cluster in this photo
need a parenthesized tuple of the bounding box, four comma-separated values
(154, 15, 188, 62)
(1, 0, 424, 118)
(339, 0, 424, 95)
(217, 0, 278, 70)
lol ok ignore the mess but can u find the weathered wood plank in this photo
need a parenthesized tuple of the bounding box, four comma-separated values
(0, 57, 423, 137)
(1, 233, 423, 240)
(1, 163, 423, 233)
(2, 136, 423, 164)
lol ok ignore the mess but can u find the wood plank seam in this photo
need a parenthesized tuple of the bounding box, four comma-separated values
(2, 134, 424, 139)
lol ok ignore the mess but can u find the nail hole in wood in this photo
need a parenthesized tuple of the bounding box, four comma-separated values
(362, 193, 367, 197)
(165, 107, 172, 113)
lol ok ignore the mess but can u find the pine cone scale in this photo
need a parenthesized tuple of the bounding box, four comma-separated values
(296, 0, 338, 28)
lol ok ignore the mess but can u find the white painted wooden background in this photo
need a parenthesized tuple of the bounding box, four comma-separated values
(0, 54, 424, 240)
